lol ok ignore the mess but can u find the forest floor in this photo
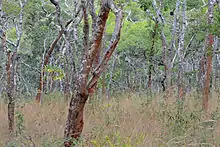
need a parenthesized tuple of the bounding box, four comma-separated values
(0, 91, 220, 147)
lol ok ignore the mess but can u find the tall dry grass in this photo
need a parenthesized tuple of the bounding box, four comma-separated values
(0, 91, 220, 146)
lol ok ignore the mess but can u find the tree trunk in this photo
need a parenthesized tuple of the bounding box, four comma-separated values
(3, 32, 15, 134)
(152, 0, 167, 93)
(64, 93, 88, 146)
(203, 0, 214, 111)
(166, 0, 180, 99)
(198, 54, 205, 90)
(35, 30, 64, 103)
(64, 57, 70, 103)
(64, 1, 123, 146)
(102, 71, 106, 99)
(3, 1, 25, 133)
(35, 0, 73, 103)
(148, 22, 158, 89)
(177, 0, 186, 100)
(107, 53, 117, 100)
(161, 31, 167, 92)
(212, 37, 218, 90)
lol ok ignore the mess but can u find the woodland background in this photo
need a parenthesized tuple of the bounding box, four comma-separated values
(0, 0, 220, 146)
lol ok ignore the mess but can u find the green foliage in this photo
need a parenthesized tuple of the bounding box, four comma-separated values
(2, 0, 21, 16)
(118, 20, 151, 52)
(212, 7, 220, 36)
(6, 28, 17, 43)
(45, 65, 65, 81)
(15, 111, 25, 135)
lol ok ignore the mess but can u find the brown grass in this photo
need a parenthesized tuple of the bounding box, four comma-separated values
(0, 91, 220, 146)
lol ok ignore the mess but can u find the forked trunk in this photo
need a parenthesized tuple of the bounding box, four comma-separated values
(64, 0, 123, 145)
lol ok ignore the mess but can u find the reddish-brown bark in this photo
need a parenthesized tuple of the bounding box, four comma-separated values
(4, 33, 15, 134)
(64, 1, 123, 146)
(203, 0, 214, 111)
(203, 35, 213, 111)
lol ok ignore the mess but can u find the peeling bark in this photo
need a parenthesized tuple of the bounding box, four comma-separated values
(64, 0, 123, 146)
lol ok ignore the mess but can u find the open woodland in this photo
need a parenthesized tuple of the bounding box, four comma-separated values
(0, 0, 220, 146)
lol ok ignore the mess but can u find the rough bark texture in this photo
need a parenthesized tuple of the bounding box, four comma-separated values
(64, 93, 88, 146)
(4, 32, 15, 134)
(203, 0, 214, 112)
(64, 0, 123, 146)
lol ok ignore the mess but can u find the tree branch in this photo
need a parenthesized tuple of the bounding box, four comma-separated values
(87, 6, 123, 91)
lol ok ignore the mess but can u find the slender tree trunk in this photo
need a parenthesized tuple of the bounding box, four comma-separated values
(198, 53, 205, 91)
(102, 71, 106, 98)
(107, 54, 117, 100)
(166, 0, 180, 99)
(64, 56, 70, 103)
(203, 0, 214, 111)
(5, 1, 25, 133)
(36, 30, 64, 103)
(148, 22, 158, 90)
(3, 32, 15, 134)
(35, 0, 73, 103)
(212, 37, 218, 90)
(161, 31, 167, 92)
(152, 0, 167, 92)
(177, 0, 186, 100)
(101, 28, 107, 99)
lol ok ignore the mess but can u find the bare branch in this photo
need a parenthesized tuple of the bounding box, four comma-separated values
(50, 0, 63, 29)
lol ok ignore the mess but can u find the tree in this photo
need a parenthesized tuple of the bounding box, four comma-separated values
(64, 0, 123, 146)
(1, 0, 27, 134)
(35, 0, 73, 103)
(203, 0, 214, 111)
(177, 0, 187, 100)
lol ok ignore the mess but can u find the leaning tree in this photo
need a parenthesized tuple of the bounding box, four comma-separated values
(63, 0, 123, 146)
